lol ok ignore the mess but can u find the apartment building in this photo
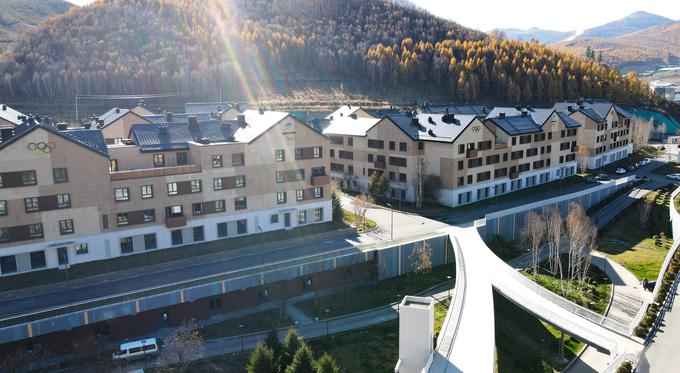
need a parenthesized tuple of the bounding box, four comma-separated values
(0, 109, 331, 276)
(554, 99, 633, 169)
(92, 106, 153, 144)
(324, 106, 579, 207)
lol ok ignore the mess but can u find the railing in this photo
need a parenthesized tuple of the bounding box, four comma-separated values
(165, 215, 187, 228)
(374, 162, 386, 169)
(466, 149, 478, 158)
(110, 164, 201, 181)
(310, 175, 330, 186)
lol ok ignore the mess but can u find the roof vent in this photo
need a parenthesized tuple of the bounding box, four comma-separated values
(188, 115, 199, 130)
(217, 105, 222, 112)
(237, 114, 247, 128)
(166, 112, 173, 122)
(56, 122, 68, 131)
(499, 112, 506, 118)
(122, 139, 134, 145)
(567, 105, 574, 112)
(515, 106, 521, 111)
(115, 107, 120, 114)
(329, 115, 334, 121)
(578, 104, 585, 110)
(445, 107, 449, 114)
(428, 116, 435, 124)
(349, 113, 357, 119)
(83, 121, 92, 129)
(158, 124, 169, 135)
(339, 112, 343, 117)
(427, 129, 436, 137)
(199, 137, 211, 144)
(258, 107, 265, 115)
(1, 105, 6, 111)
(411, 117, 419, 126)
(97, 119, 104, 127)
(442, 113, 455, 124)
(521, 109, 528, 117)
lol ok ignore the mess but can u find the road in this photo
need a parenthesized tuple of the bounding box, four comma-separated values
(636, 286, 680, 373)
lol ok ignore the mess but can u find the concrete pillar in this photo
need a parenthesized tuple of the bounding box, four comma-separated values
(396, 296, 434, 373)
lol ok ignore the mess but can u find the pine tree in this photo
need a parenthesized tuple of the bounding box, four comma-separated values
(264, 325, 283, 368)
(315, 353, 340, 373)
(331, 192, 343, 223)
(247, 344, 277, 373)
(281, 329, 303, 369)
(285, 344, 316, 373)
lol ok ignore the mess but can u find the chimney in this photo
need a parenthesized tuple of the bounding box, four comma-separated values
(578, 104, 585, 110)
(57, 122, 68, 131)
(188, 115, 199, 130)
(237, 114, 247, 128)
(567, 105, 574, 112)
(428, 116, 435, 124)
(499, 112, 506, 118)
(166, 112, 173, 122)
(442, 113, 455, 124)
(515, 105, 521, 111)
(445, 107, 449, 114)
(258, 107, 265, 115)
(158, 124, 169, 135)
(349, 113, 357, 119)
(83, 121, 92, 129)
(1, 105, 6, 111)
(115, 107, 120, 114)
(97, 119, 104, 127)
(521, 109, 528, 117)
(428, 129, 436, 137)
(329, 115, 334, 121)
(411, 117, 419, 126)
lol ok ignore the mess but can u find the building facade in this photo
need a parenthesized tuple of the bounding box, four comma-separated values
(0, 110, 331, 276)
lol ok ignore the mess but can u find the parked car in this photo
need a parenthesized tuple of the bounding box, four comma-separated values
(666, 174, 680, 180)
(641, 158, 651, 166)
(597, 174, 611, 181)
(586, 176, 599, 183)
(616, 168, 626, 174)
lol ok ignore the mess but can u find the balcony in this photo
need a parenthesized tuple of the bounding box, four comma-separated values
(111, 164, 202, 181)
(494, 142, 507, 150)
(310, 175, 330, 186)
(374, 162, 386, 170)
(165, 215, 187, 228)
(466, 149, 478, 158)
(510, 172, 519, 180)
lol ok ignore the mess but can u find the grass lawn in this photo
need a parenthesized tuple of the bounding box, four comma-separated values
(296, 264, 455, 319)
(0, 221, 347, 292)
(488, 235, 527, 261)
(200, 308, 293, 340)
(342, 208, 377, 232)
(597, 185, 674, 280)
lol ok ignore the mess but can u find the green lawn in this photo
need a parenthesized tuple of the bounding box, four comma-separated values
(295, 265, 455, 319)
(597, 186, 674, 280)
(201, 308, 293, 340)
(342, 208, 378, 232)
(0, 221, 347, 292)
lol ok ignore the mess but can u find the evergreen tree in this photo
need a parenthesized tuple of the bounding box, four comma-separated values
(247, 344, 277, 373)
(368, 172, 379, 195)
(331, 192, 343, 223)
(285, 344, 316, 373)
(315, 353, 340, 373)
(376, 173, 388, 197)
(281, 329, 303, 369)
(264, 325, 283, 368)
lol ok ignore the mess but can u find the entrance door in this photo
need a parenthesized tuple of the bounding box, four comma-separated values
(284, 213, 291, 228)
(57, 247, 69, 266)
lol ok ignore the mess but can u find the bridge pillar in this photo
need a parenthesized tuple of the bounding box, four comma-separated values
(396, 296, 434, 373)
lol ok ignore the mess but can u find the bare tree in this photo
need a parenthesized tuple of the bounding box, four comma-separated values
(565, 203, 596, 291)
(409, 241, 433, 278)
(352, 193, 373, 230)
(161, 320, 203, 370)
(631, 119, 653, 151)
(638, 199, 652, 228)
(575, 146, 590, 173)
(543, 206, 563, 279)
(523, 211, 546, 276)
(413, 157, 427, 208)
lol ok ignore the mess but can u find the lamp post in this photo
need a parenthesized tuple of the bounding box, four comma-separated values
(386, 202, 394, 240)
(396, 294, 401, 312)
(446, 275, 452, 299)
(239, 324, 244, 353)
(325, 309, 330, 337)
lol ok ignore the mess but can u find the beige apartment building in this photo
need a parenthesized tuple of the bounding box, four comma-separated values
(554, 99, 633, 169)
(0, 109, 331, 276)
(324, 106, 579, 207)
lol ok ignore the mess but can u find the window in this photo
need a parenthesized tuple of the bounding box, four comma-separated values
(212, 155, 223, 168)
(313, 187, 323, 198)
(368, 139, 384, 149)
(368, 154, 374, 163)
(457, 160, 464, 170)
(312, 167, 325, 176)
(313, 146, 322, 158)
(0, 175, 2, 188)
(0, 200, 6, 216)
(330, 136, 344, 145)
(295, 148, 303, 160)
(458, 144, 465, 154)
(218, 222, 228, 238)
(271, 214, 279, 224)
(511, 150, 523, 160)
(418, 142, 424, 150)
(348, 165, 354, 175)
(193, 226, 205, 242)
(213, 178, 223, 190)
(486, 155, 500, 164)
(389, 141, 396, 150)
(144, 209, 155, 222)
(109, 159, 119, 172)
(468, 158, 482, 168)
(75, 243, 89, 255)
(276, 149, 285, 162)
(190, 180, 202, 193)
(400, 142, 407, 152)
(477, 171, 491, 182)
(276, 171, 285, 183)
(166, 205, 183, 218)
(389, 157, 407, 167)
(144, 234, 157, 250)
(232, 153, 245, 166)
(494, 168, 508, 178)
(330, 149, 335, 157)
(348, 137, 353, 146)
(22, 171, 37, 186)
(518, 163, 530, 172)
(478, 141, 492, 150)
(339, 150, 353, 160)
(29, 223, 42, 238)
(237, 219, 247, 234)
(295, 169, 305, 181)
(519, 135, 531, 144)
(314, 208, 323, 222)
(53, 168, 68, 183)
(389, 171, 395, 181)
(153, 154, 165, 167)
(114, 187, 129, 201)
(296, 189, 304, 201)
(24, 197, 39, 212)
(297, 210, 307, 225)
(57, 193, 70, 208)
(277, 192, 287, 204)
(0, 228, 7, 242)
(120, 237, 134, 254)
(235, 197, 247, 210)
(167, 182, 178, 196)
(0, 256, 17, 274)
(399, 173, 407, 183)
(192, 203, 203, 215)
(141, 185, 153, 199)
(458, 177, 465, 186)
(526, 148, 538, 157)
(30, 251, 46, 269)
(176, 152, 188, 166)
(235, 175, 246, 188)
(117, 213, 129, 226)
(215, 200, 225, 212)
(171, 230, 183, 246)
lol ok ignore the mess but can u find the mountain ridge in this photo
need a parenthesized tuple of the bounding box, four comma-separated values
(0, 0, 73, 50)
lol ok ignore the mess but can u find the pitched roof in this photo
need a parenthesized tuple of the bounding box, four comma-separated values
(553, 99, 611, 123)
(142, 113, 213, 124)
(486, 107, 553, 126)
(484, 115, 542, 136)
(322, 116, 382, 137)
(0, 123, 108, 157)
(99, 107, 130, 127)
(419, 104, 490, 116)
(388, 113, 479, 143)
(325, 105, 361, 120)
(130, 123, 194, 152)
(556, 112, 581, 128)
(0, 104, 26, 127)
(185, 102, 246, 114)
(231, 110, 290, 143)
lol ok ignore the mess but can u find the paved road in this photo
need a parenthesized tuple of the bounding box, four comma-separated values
(636, 286, 680, 373)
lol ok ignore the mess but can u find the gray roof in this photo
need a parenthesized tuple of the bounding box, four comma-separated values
(0, 123, 108, 157)
(419, 104, 490, 116)
(185, 102, 246, 114)
(98, 107, 130, 127)
(556, 112, 581, 128)
(486, 107, 553, 126)
(387, 113, 478, 143)
(484, 115, 542, 136)
(130, 120, 235, 152)
(553, 99, 621, 123)
(0, 104, 25, 127)
(143, 113, 213, 124)
(364, 108, 402, 117)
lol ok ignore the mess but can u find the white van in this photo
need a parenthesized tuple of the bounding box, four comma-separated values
(112, 338, 160, 361)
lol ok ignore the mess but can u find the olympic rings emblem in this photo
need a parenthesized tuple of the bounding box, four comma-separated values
(27, 142, 56, 153)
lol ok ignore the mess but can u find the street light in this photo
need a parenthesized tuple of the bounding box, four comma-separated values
(239, 324, 245, 353)
(325, 309, 330, 337)
(446, 275, 452, 299)
(386, 202, 394, 240)
(396, 294, 401, 312)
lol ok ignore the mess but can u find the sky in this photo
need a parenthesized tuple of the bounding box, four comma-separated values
(67, 0, 679, 32)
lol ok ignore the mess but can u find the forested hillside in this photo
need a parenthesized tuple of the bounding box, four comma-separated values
(0, 0, 72, 50)
(0, 0, 656, 107)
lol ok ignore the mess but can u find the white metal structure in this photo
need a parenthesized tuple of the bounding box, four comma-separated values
(112, 338, 160, 361)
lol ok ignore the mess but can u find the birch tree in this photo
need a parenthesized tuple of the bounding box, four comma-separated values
(352, 193, 373, 230)
(565, 203, 596, 291)
(543, 206, 563, 279)
(413, 157, 427, 209)
(523, 211, 545, 276)
(631, 119, 653, 151)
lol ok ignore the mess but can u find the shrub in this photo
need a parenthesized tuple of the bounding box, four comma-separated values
(634, 325, 648, 338)
(616, 361, 633, 373)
